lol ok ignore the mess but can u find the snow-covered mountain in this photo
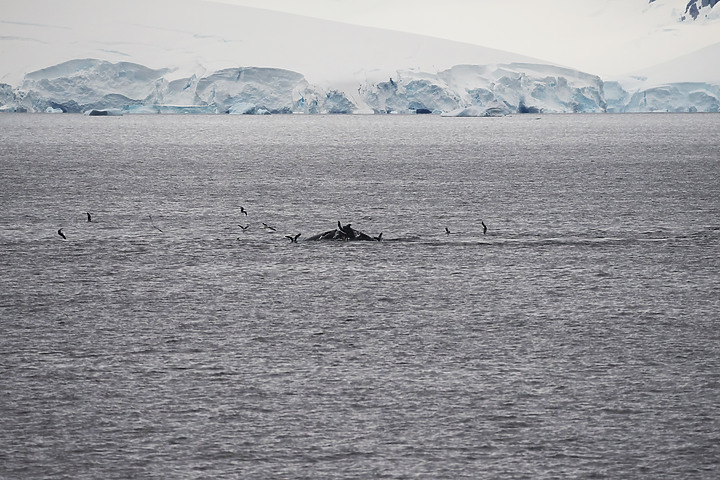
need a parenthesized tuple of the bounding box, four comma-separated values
(0, 0, 540, 88)
(215, 0, 720, 81)
(1, 0, 719, 114)
(681, 0, 720, 20)
(630, 42, 720, 84)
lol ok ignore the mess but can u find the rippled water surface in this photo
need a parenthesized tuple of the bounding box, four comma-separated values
(1, 113, 719, 479)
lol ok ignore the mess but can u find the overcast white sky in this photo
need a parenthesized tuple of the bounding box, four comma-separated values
(206, 0, 720, 77)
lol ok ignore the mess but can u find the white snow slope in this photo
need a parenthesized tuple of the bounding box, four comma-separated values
(212, 0, 720, 82)
(1, 0, 719, 114)
(0, 0, 541, 87)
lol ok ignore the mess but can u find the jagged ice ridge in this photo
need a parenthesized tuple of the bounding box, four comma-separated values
(1, 59, 719, 115)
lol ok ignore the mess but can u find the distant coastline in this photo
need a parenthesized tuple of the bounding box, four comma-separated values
(2, 59, 719, 116)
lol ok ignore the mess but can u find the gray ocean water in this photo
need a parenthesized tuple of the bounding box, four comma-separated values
(1, 113, 719, 479)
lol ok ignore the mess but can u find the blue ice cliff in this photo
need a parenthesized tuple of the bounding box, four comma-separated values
(1, 59, 718, 115)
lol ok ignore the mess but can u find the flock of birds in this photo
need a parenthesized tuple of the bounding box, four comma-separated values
(56, 207, 488, 242)
(447, 221, 487, 236)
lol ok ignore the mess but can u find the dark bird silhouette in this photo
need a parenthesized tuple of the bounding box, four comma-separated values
(239, 224, 249, 231)
(481, 220, 487, 235)
(57, 228, 66, 240)
(86, 212, 92, 222)
(149, 215, 163, 233)
(263, 223, 276, 232)
(240, 206, 248, 216)
(285, 233, 301, 243)
(445, 227, 451, 235)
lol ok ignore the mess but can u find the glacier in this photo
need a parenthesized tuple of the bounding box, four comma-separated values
(1, 59, 719, 115)
(360, 64, 608, 115)
(5, 60, 355, 115)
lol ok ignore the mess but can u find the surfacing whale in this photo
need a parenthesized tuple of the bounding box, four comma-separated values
(307, 221, 381, 241)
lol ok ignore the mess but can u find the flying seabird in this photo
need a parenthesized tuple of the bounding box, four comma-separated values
(57, 228, 66, 240)
(445, 227, 451, 235)
(239, 224, 249, 231)
(86, 212, 92, 222)
(481, 220, 487, 235)
(285, 233, 301, 243)
(149, 215, 163, 233)
(263, 223, 276, 232)
(240, 206, 248, 216)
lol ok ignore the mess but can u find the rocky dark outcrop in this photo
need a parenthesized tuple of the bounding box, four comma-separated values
(682, 0, 718, 20)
